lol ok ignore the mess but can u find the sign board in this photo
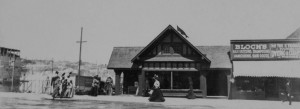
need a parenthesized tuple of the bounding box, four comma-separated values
(231, 39, 300, 60)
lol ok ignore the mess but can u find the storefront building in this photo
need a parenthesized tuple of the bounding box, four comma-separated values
(230, 39, 300, 100)
(107, 25, 232, 98)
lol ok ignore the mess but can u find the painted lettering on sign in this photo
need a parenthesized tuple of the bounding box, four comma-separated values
(234, 44, 268, 50)
(231, 41, 300, 60)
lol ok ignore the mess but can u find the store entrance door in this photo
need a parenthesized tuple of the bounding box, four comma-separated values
(265, 78, 279, 99)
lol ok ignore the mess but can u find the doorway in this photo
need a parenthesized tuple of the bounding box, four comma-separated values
(264, 78, 279, 99)
(207, 71, 228, 96)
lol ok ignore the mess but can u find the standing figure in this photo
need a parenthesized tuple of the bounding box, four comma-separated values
(282, 80, 292, 105)
(51, 71, 61, 99)
(186, 77, 196, 99)
(143, 79, 150, 97)
(60, 73, 67, 98)
(104, 77, 113, 95)
(44, 76, 51, 94)
(91, 75, 100, 96)
(148, 74, 165, 102)
(63, 75, 73, 98)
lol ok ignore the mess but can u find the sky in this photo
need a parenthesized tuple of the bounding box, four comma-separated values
(1, 0, 300, 64)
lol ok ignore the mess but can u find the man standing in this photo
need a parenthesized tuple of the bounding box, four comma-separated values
(282, 79, 292, 105)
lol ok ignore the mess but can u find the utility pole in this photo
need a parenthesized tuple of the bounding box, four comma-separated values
(76, 27, 87, 86)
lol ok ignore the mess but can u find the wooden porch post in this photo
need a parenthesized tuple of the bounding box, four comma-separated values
(138, 70, 145, 96)
(200, 71, 207, 98)
(227, 70, 232, 99)
(115, 70, 121, 95)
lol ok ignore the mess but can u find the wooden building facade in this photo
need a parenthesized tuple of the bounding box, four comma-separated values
(230, 39, 300, 100)
(108, 25, 232, 98)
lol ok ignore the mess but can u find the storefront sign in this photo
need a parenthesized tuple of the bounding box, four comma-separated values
(231, 40, 300, 60)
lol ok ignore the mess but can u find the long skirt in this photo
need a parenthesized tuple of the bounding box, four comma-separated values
(64, 88, 73, 98)
(148, 88, 165, 102)
(52, 85, 60, 98)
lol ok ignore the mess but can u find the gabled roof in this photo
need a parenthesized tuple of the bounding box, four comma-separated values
(107, 46, 231, 69)
(131, 25, 210, 63)
(196, 46, 231, 69)
(107, 47, 143, 69)
(287, 27, 300, 39)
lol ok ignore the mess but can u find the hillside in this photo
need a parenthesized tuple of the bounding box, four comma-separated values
(21, 59, 115, 81)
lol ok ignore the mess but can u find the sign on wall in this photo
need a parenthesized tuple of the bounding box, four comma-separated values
(231, 40, 300, 60)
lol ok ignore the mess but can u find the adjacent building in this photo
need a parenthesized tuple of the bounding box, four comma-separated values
(0, 47, 21, 92)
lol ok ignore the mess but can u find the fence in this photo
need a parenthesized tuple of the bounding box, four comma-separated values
(19, 80, 52, 94)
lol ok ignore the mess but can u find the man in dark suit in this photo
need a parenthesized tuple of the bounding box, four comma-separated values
(282, 79, 292, 105)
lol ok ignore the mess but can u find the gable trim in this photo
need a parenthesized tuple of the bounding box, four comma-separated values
(131, 25, 211, 63)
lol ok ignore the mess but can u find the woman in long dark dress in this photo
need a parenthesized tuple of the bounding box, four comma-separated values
(51, 71, 61, 99)
(186, 77, 196, 99)
(148, 74, 165, 102)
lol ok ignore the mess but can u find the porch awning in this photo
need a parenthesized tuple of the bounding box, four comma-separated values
(233, 61, 300, 78)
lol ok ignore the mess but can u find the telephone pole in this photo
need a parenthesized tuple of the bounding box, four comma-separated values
(76, 27, 87, 86)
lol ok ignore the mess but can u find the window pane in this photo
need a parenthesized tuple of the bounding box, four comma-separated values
(172, 44, 182, 54)
(173, 72, 200, 89)
(163, 45, 170, 54)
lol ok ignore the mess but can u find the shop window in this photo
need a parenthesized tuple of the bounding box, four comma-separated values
(288, 79, 300, 94)
(158, 72, 171, 89)
(173, 72, 200, 89)
(235, 77, 265, 92)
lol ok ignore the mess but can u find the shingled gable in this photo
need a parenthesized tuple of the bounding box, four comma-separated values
(131, 25, 210, 63)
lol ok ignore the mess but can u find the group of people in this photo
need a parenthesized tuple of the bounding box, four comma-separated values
(90, 75, 114, 96)
(51, 71, 74, 99)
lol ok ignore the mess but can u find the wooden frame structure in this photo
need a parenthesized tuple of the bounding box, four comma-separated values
(108, 25, 232, 98)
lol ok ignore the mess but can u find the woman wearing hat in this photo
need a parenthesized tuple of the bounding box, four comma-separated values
(51, 71, 61, 99)
(148, 74, 165, 102)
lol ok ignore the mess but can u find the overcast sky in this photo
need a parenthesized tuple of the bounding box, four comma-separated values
(1, 0, 300, 64)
